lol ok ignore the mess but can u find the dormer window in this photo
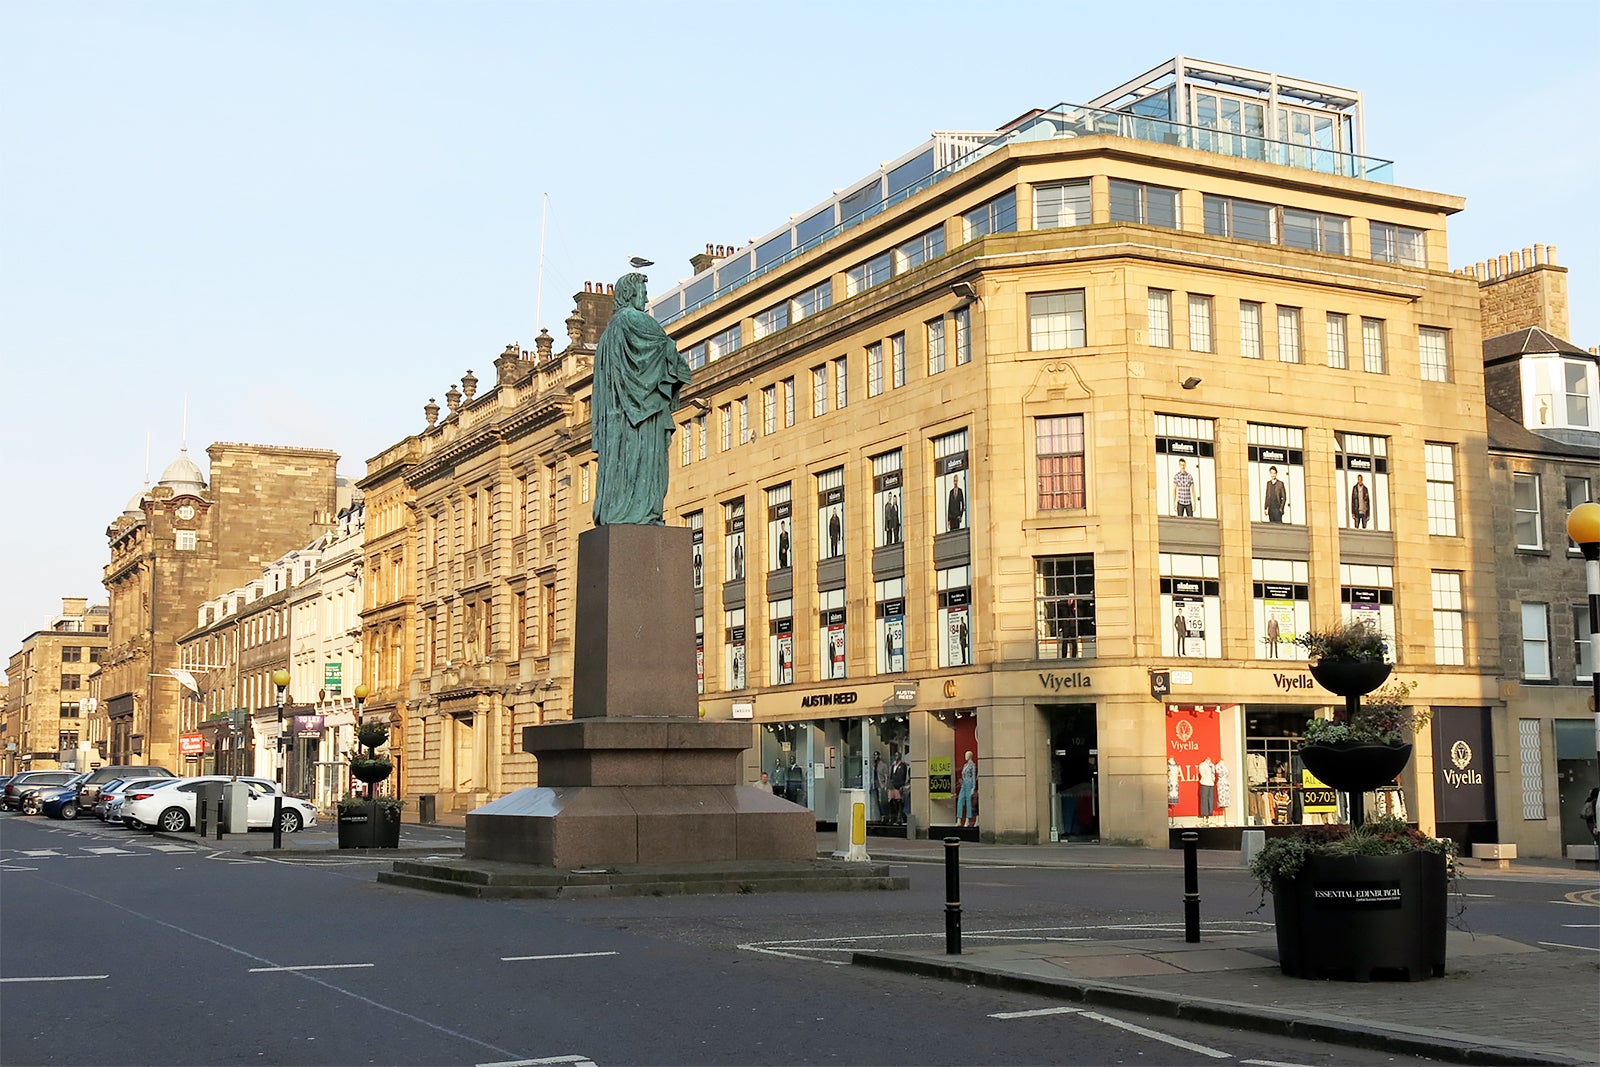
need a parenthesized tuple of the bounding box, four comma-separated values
(1565, 360, 1592, 427)
(1522, 355, 1597, 431)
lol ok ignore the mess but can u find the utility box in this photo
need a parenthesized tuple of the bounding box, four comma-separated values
(221, 781, 250, 833)
(833, 788, 868, 861)
(196, 781, 224, 834)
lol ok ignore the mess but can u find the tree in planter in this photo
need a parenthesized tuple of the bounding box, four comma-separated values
(338, 721, 402, 848)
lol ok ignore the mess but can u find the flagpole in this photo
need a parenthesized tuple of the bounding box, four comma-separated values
(535, 193, 549, 341)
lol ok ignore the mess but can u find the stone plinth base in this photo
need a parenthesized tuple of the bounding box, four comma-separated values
(466, 784, 815, 868)
(521, 718, 752, 787)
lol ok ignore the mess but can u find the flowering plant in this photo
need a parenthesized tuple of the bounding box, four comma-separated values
(1296, 618, 1388, 663)
(1302, 678, 1429, 745)
(1249, 814, 1456, 903)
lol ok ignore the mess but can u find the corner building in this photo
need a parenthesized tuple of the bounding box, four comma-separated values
(646, 59, 1498, 846)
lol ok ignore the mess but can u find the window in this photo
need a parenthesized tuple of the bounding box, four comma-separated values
(724, 499, 746, 581)
(1424, 443, 1458, 536)
(953, 307, 971, 366)
(962, 190, 1017, 240)
(725, 607, 746, 691)
(753, 301, 789, 340)
(680, 421, 693, 465)
(766, 483, 793, 573)
(819, 589, 847, 679)
(61, 646, 82, 662)
(1028, 290, 1086, 350)
(1281, 208, 1347, 254)
(895, 227, 944, 272)
(1203, 195, 1273, 243)
(687, 511, 704, 590)
(812, 365, 828, 417)
(763, 385, 777, 435)
(686, 341, 708, 370)
(833, 356, 848, 409)
(782, 377, 796, 427)
(1336, 432, 1390, 530)
(1239, 301, 1263, 359)
(580, 464, 591, 502)
(59, 730, 79, 752)
(1521, 603, 1551, 679)
(927, 318, 946, 374)
(1513, 473, 1543, 549)
(1361, 317, 1387, 373)
(1147, 290, 1172, 348)
(60, 702, 80, 719)
(1575, 605, 1594, 681)
(876, 577, 906, 673)
(770, 598, 794, 685)
(1109, 179, 1178, 228)
(719, 404, 733, 451)
(937, 565, 974, 667)
(1276, 306, 1302, 363)
(1340, 564, 1396, 654)
(867, 341, 885, 397)
(708, 323, 741, 362)
(845, 251, 893, 297)
(1157, 414, 1217, 519)
(1371, 222, 1425, 267)
(1187, 295, 1214, 353)
(817, 467, 845, 559)
(872, 450, 903, 548)
(695, 413, 707, 459)
(1568, 476, 1592, 553)
(1418, 327, 1450, 382)
(1432, 572, 1464, 666)
(891, 332, 908, 386)
(1161, 553, 1221, 658)
(933, 430, 971, 533)
(792, 280, 832, 323)
(61, 673, 81, 690)
(1253, 558, 1310, 660)
(1325, 312, 1349, 369)
(1036, 555, 1095, 659)
(1034, 180, 1090, 229)
(738, 396, 751, 443)
(1566, 360, 1592, 427)
(1248, 423, 1304, 525)
(176, 530, 197, 551)
(1036, 415, 1086, 510)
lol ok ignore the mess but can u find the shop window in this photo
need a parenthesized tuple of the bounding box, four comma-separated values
(765, 484, 792, 573)
(819, 590, 847, 679)
(1156, 414, 1216, 519)
(1248, 423, 1304, 525)
(938, 565, 973, 667)
(1160, 553, 1220, 658)
(933, 430, 970, 534)
(1035, 555, 1095, 660)
(1252, 558, 1309, 661)
(1335, 431, 1390, 531)
(872, 450, 904, 548)
(1339, 563, 1396, 658)
(876, 577, 906, 674)
(770, 598, 794, 685)
(686, 511, 704, 590)
(816, 467, 845, 560)
(694, 614, 704, 695)
(723, 499, 745, 581)
(725, 607, 746, 691)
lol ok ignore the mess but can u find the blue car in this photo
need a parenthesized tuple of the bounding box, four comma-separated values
(31, 775, 91, 818)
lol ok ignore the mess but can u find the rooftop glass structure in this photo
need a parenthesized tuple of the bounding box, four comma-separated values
(651, 58, 1393, 327)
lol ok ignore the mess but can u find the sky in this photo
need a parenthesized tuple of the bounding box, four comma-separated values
(2, 0, 1597, 648)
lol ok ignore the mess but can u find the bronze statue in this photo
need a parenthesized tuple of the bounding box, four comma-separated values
(591, 273, 692, 525)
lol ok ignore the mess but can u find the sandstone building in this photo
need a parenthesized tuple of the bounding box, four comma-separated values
(3, 598, 109, 772)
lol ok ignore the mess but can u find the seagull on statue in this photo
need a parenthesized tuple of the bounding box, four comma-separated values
(628, 256, 654, 268)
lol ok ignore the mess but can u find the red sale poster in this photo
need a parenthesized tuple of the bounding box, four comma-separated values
(1165, 706, 1221, 818)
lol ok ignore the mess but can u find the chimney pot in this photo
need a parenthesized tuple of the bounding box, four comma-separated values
(1534, 243, 1546, 265)
(1548, 245, 1558, 266)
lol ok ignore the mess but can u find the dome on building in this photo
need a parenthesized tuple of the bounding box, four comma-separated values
(122, 489, 147, 520)
(158, 448, 207, 495)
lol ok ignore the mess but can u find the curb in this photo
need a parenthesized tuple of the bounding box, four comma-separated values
(851, 952, 1586, 1066)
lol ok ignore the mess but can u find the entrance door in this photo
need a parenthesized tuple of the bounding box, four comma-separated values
(1045, 704, 1098, 840)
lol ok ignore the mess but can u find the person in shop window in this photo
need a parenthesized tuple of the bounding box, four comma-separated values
(888, 752, 909, 824)
(873, 752, 888, 819)
(1350, 474, 1372, 529)
(1263, 465, 1287, 523)
(955, 751, 978, 828)
(946, 472, 966, 531)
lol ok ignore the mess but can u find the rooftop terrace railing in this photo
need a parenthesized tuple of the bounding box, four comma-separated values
(654, 102, 1395, 327)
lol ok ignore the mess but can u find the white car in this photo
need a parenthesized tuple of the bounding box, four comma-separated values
(98, 776, 182, 824)
(120, 776, 318, 834)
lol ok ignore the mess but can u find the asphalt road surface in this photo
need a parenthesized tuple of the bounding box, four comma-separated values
(0, 814, 1508, 1066)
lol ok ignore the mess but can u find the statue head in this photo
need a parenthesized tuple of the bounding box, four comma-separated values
(614, 272, 649, 312)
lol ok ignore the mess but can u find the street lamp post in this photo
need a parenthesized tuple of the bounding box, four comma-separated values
(271, 668, 290, 849)
(1565, 501, 1600, 761)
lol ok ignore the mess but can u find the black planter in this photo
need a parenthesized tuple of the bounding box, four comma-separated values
(1272, 850, 1447, 981)
(1299, 742, 1413, 793)
(337, 811, 401, 849)
(1307, 659, 1392, 698)
(350, 759, 394, 786)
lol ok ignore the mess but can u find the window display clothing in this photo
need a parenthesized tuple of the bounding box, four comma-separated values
(1166, 758, 1181, 806)
(1214, 759, 1231, 812)
(1197, 758, 1217, 817)
(955, 752, 978, 825)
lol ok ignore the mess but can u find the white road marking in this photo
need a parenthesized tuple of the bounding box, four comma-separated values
(477, 1057, 597, 1067)
(1462, 892, 1495, 898)
(1562, 923, 1600, 928)
(19, 850, 62, 857)
(989, 1006, 1083, 1019)
(500, 952, 619, 962)
(84, 847, 135, 855)
(1079, 1011, 1230, 1058)
(1537, 941, 1599, 952)
(1241, 1060, 1319, 1067)
(249, 963, 375, 973)
(147, 843, 195, 852)
(1, 975, 110, 983)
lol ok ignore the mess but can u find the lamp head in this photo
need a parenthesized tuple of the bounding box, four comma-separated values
(271, 669, 290, 690)
(353, 683, 370, 702)
(1181, 376, 1203, 390)
(1566, 501, 1600, 555)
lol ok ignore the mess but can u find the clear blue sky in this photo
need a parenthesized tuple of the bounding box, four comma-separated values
(2, 0, 1596, 647)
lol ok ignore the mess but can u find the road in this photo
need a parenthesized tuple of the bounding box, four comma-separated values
(7, 813, 1556, 1066)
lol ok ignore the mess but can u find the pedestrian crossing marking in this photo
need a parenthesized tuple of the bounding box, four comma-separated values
(19, 850, 62, 857)
(85, 847, 135, 855)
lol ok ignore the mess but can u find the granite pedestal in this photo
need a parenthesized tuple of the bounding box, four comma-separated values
(467, 525, 816, 869)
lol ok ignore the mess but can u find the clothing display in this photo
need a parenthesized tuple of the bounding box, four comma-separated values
(1214, 759, 1231, 811)
(1166, 759, 1180, 806)
(1197, 758, 1217, 817)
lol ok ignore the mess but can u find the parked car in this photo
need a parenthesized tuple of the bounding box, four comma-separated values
(96, 776, 176, 823)
(120, 776, 317, 834)
(40, 779, 96, 819)
(64, 764, 175, 819)
(4, 771, 82, 812)
(21, 773, 90, 815)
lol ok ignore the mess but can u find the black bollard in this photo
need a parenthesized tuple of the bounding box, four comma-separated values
(215, 797, 224, 841)
(1182, 830, 1200, 943)
(197, 798, 208, 837)
(944, 836, 962, 955)
(272, 794, 283, 850)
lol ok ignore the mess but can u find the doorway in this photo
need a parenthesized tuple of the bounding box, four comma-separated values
(1045, 704, 1098, 841)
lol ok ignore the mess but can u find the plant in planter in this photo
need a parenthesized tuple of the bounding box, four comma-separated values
(1294, 622, 1409, 816)
(1250, 814, 1457, 981)
(337, 721, 401, 849)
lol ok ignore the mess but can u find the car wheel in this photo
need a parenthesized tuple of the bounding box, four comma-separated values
(278, 809, 302, 833)
(157, 807, 191, 833)
(60, 803, 78, 820)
